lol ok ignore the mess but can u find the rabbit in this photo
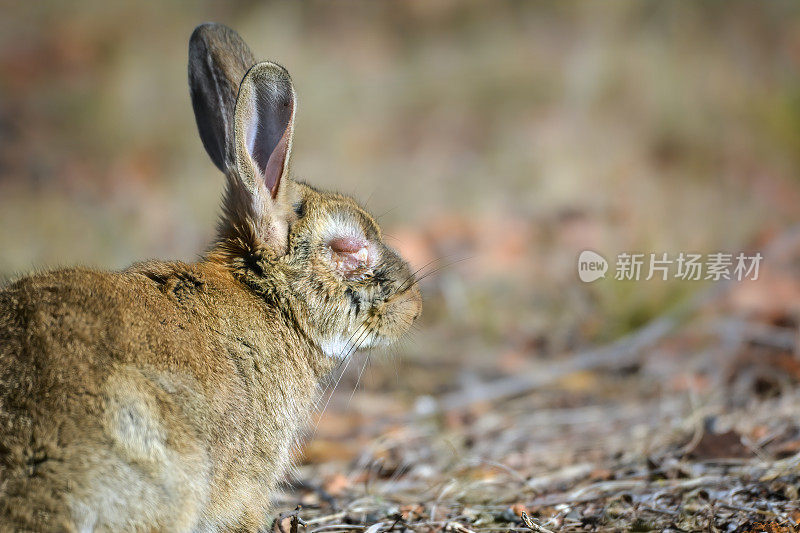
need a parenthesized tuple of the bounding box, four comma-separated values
(0, 22, 422, 532)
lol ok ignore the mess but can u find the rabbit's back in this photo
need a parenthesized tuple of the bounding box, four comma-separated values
(0, 264, 322, 530)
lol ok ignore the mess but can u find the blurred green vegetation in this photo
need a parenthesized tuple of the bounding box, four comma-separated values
(1, 1, 799, 351)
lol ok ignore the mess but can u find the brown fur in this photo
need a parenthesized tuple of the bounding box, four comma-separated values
(0, 23, 421, 532)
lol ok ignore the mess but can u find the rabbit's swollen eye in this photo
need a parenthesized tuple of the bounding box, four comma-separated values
(327, 237, 374, 280)
(330, 237, 365, 254)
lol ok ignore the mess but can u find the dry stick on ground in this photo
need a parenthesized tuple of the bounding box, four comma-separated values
(444, 522, 477, 533)
(363, 522, 388, 533)
(435, 224, 800, 414)
(310, 526, 366, 533)
(519, 511, 555, 533)
(274, 506, 306, 533)
(304, 512, 347, 526)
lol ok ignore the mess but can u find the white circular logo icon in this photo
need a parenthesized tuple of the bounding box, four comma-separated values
(578, 250, 608, 282)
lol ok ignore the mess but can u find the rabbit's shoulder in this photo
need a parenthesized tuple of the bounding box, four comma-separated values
(1, 264, 210, 327)
(0, 263, 245, 361)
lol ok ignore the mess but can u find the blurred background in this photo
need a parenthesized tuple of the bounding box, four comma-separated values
(3, 2, 800, 527)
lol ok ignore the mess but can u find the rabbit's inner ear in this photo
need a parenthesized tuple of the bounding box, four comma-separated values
(245, 88, 293, 198)
(236, 62, 295, 201)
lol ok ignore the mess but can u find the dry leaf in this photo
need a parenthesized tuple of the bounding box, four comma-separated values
(687, 430, 752, 460)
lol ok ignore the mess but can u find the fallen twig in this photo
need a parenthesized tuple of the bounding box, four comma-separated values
(520, 511, 556, 533)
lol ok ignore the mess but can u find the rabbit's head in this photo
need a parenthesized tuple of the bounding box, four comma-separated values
(189, 23, 421, 360)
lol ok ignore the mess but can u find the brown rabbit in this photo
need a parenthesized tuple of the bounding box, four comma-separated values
(0, 23, 421, 532)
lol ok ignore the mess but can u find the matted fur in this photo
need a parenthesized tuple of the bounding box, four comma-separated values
(0, 23, 421, 532)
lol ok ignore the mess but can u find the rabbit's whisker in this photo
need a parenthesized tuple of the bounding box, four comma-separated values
(313, 322, 373, 426)
(315, 323, 363, 406)
(336, 318, 372, 360)
(397, 255, 472, 294)
(393, 253, 470, 296)
(313, 350, 355, 434)
(346, 347, 372, 409)
(396, 257, 443, 294)
(316, 319, 368, 403)
(344, 322, 375, 362)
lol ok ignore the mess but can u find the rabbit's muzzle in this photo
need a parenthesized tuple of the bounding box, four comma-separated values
(370, 281, 422, 344)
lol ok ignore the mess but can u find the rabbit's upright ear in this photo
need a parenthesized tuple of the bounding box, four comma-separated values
(188, 23, 255, 172)
(190, 24, 297, 255)
(232, 62, 295, 204)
